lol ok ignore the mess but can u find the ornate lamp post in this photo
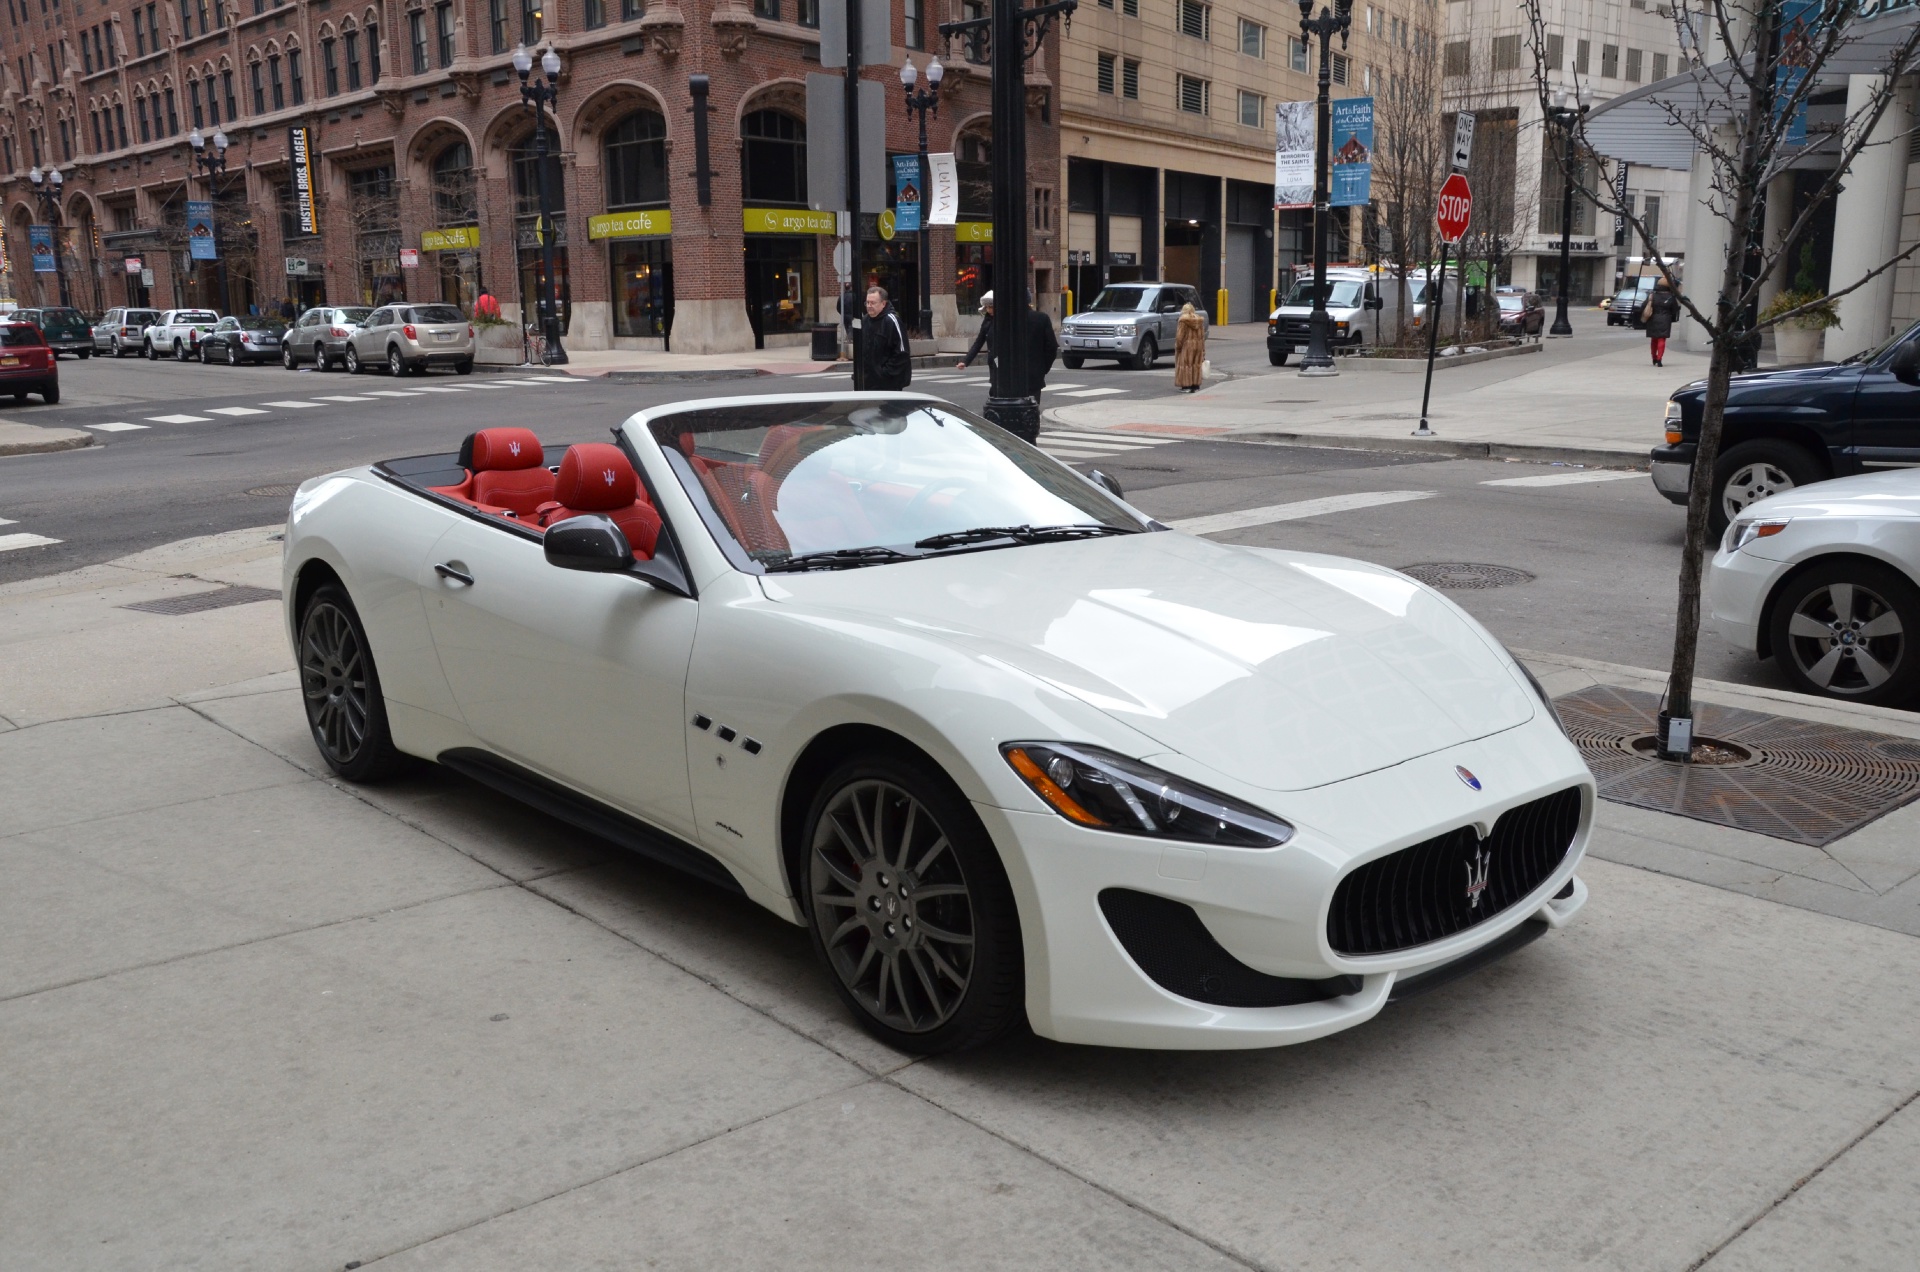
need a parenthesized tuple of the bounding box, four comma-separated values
(900, 56, 944, 342)
(1544, 86, 1591, 338)
(942, 0, 1076, 442)
(188, 128, 231, 313)
(1295, 0, 1352, 377)
(27, 166, 69, 308)
(512, 42, 568, 365)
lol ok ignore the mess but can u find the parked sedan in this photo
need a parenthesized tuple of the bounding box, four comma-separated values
(343, 302, 476, 376)
(283, 393, 1592, 1054)
(1496, 291, 1546, 337)
(1709, 468, 1920, 706)
(281, 306, 374, 370)
(14, 306, 94, 358)
(93, 307, 162, 357)
(199, 316, 288, 365)
(0, 321, 59, 402)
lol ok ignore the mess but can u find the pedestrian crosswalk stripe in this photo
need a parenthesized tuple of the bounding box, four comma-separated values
(1058, 386, 1130, 398)
(362, 390, 422, 397)
(261, 400, 324, 409)
(1041, 440, 1153, 455)
(1043, 431, 1180, 446)
(1169, 491, 1437, 535)
(795, 370, 846, 379)
(1042, 447, 1131, 460)
(206, 406, 269, 416)
(86, 421, 148, 432)
(0, 532, 61, 552)
(1481, 470, 1640, 488)
(1039, 383, 1087, 392)
(312, 396, 374, 402)
(0, 516, 13, 524)
(146, 414, 211, 424)
(525, 376, 579, 383)
(411, 386, 470, 392)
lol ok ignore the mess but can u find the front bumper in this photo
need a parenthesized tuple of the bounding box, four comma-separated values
(981, 719, 1594, 1049)
(1061, 328, 1140, 355)
(1706, 539, 1789, 654)
(1650, 442, 1695, 505)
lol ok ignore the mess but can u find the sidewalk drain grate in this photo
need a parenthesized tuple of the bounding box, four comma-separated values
(121, 585, 283, 616)
(1400, 562, 1534, 590)
(245, 484, 300, 498)
(1556, 684, 1920, 846)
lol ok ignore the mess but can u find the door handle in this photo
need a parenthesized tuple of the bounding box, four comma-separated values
(434, 562, 474, 586)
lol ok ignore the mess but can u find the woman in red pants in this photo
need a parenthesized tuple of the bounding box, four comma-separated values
(1644, 278, 1681, 367)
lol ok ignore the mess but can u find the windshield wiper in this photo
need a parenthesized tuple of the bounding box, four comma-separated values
(915, 523, 1133, 551)
(763, 546, 914, 572)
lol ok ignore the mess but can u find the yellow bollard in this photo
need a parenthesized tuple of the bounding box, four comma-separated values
(1216, 289, 1229, 326)
(1269, 287, 1278, 314)
(1064, 287, 1074, 318)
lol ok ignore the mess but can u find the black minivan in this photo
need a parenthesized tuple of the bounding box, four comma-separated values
(12, 307, 94, 358)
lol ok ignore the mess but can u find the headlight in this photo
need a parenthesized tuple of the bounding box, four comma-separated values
(1510, 655, 1566, 736)
(1002, 743, 1294, 848)
(1729, 518, 1790, 551)
(1664, 400, 1684, 445)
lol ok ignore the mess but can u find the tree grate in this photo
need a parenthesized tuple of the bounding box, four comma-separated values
(1556, 684, 1920, 846)
(1399, 562, 1535, 590)
(120, 585, 283, 616)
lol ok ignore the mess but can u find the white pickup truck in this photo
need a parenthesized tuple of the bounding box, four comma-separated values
(144, 309, 221, 361)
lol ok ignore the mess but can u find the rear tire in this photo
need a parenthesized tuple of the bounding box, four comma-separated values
(344, 346, 363, 375)
(41, 382, 58, 404)
(76, 348, 90, 359)
(387, 347, 405, 377)
(1768, 559, 1920, 706)
(200, 343, 213, 364)
(297, 584, 410, 782)
(802, 752, 1024, 1054)
(455, 358, 474, 375)
(1710, 439, 1823, 536)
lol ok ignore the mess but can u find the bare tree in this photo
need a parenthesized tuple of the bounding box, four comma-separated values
(1522, 0, 1920, 756)
(1373, 29, 1449, 346)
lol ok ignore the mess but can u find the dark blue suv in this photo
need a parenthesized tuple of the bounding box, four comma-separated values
(1652, 321, 1920, 534)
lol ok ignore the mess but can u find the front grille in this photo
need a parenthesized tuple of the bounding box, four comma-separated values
(1068, 323, 1123, 338)
(1099, 889, 1362, 1008)
(1327, 786, 1584, 956)
(1276, 318, 1313, 339)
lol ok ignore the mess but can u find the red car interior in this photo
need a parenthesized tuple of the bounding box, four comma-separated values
(432, 429, 659, 560)
(534, 442, 662, 558)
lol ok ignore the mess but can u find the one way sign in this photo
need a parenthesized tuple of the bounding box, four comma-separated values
(1451, 113, 1475, 172)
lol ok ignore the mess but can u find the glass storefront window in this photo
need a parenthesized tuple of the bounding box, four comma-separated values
(744, 235, 815, 344)
(956, 244, 992, 315)
(611, 238, 672, 338)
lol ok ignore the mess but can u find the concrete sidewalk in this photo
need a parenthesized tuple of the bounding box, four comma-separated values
(5, 528, 1919, 1270)
(0, 418, 93, 458)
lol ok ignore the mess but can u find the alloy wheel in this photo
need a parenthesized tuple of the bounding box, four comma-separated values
(345, 347, 361, 374)
(1721, 461, 1794, 523)
(299, 601, 370, 763)
(388, 347, 404, 376)
(228, 344, 239, 366)
(809, 779, 976, 1034)
(282, 344, 296, 370)
(1784, 581, 1905, 696)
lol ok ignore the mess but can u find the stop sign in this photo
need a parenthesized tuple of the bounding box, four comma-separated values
(1436, 173, 1472, 243)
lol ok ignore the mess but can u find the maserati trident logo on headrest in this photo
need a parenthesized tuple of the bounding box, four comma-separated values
(507, 440, 522, 457)
(603, 468, 617, 486)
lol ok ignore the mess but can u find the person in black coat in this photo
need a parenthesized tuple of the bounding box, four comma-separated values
(958, 290, 994, 371)
(1021, 303, 1058, 396)
(861, 286, 913, 391)
(1644, 278, 1681, 367)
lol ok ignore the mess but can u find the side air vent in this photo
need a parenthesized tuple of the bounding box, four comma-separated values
(1099, 889, 1362, 1009)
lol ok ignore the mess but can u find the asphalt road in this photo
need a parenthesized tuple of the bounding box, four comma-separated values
(0, 335, 1761, 690)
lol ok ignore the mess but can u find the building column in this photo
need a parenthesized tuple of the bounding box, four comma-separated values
(1755, 170, 1796, 315)
(1683, 127, 1732, 353)
(1827, 74, 1914, 362)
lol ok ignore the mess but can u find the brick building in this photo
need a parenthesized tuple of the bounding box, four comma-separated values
(0, 0, 1060, 353)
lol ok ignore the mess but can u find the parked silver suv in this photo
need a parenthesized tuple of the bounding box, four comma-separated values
(344, 303, 475, 376)
(93, 307, 161, 357)
(1059, 283, 1205, 370)
(282, 306, 374, 371)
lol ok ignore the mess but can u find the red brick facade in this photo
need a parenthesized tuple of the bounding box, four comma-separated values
(0, 0, 1060, 353)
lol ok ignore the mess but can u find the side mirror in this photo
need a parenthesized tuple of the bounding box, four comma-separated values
(1891, 343, 1920, 380)
(1088, 469, 1125, 499)
(1363, 295, 1384, 310)
(545, 514, 632, 572)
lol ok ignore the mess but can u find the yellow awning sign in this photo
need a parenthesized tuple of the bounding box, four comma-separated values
(955, 221, 992, 243)
(421, 225, 481, 252)
(743, 207, 838, 235)
(877, 209, 896, 241)
(589, 209, 672, 240)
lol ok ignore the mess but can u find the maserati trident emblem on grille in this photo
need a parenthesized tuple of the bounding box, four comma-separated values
(1464, 845, 1491, 907)
(1455, 765, 1482, 791)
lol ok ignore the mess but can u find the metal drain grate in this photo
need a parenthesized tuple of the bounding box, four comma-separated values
(1400, 562, 1535, 590)
(245, 484, 300, 498)
(1556, 684, 1920, 846)
(121, 585, 283, 616)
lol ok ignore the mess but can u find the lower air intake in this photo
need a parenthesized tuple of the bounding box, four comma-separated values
(1099, 889, 1362, 1008)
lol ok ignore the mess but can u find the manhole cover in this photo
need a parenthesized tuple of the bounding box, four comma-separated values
(1399, 562, 1535, 590)
(1556, 684, 1920, 846)
(121, 585, 283, 616)
(246, 484, 300, 498)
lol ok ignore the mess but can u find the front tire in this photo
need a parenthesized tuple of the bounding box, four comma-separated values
(1269, 347, 1291, 366)
(144, 340, 158, 360)
(297, 584, 409, 781)
(1061, 354, 1084, 369)
(282, 344, 297, 370)
(1132, 334, 1158, 371)
(344, 346, 363, 375)
(199, 342, 213, 364)
(1710, 440, 1823, 536)
(1768, 559, 1920, 706)
(803, 754, 1024, 1054)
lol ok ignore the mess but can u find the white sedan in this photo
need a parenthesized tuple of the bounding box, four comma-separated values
(1708, 468, 1920, 706)
(282, 394, 1593, 1053)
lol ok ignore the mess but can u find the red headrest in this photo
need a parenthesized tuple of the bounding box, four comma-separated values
(461, 428, 544, 471)
(554, 443, 639, 511)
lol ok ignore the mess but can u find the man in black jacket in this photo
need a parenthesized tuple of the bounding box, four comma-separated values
(861, 286, 913, 391)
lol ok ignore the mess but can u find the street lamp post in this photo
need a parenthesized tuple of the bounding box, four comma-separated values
(1545, 86, 1591, 338)
(188, 128, 231, 314)
(1295, 0, 1353, 377)
(512, 43, 568, 366)
(27, 166, 69, 308)
(900, 57, 944, 343)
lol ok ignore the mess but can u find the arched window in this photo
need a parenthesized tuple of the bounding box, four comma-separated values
(135, 90, 152, 143)
(431, 141, 475, 225)
(343, 21, 363, 91)
(511, 127, 565, 217)
(604, 110, 666, 210)
(741, 109, 805, 206)
(320, 26, 340, 96)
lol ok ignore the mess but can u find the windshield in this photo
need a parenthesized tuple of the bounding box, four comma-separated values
(337, 307, 374, 323)
(1853, 318, 1920, 366)
(127, 311, 159, 323)
(1283, 280, 1365, 308)
(1084, 286, 1153, 312)
(1497, 295, 1525, 311)
(651, 399, 1143, 571)
(405, 305, 465, 323)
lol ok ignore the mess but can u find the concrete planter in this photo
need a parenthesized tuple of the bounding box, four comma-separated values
(1774, 322, 1826, 366)
(474, 324, 524, 366)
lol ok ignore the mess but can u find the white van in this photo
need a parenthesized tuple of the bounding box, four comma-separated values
(1265, 267, 1460, 365)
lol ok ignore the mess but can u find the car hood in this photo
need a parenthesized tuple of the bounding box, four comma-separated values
(756, 532, 1535, 791)
(1677, 362, 1854, 399)
(1744, 468, 1920, 520)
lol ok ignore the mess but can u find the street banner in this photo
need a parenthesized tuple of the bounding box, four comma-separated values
(29, 225, 54, 273)
(1614, 161, 1631, 244)
(1776, 0, 1817, 146)
(926, 152, 958, 225)
(289, 126, 319, 236)
(1274, 101, 1314, 209)
(186, 201, 217, 260)
(1330, 97, 1374, 207)
(893, 154, 923, 233)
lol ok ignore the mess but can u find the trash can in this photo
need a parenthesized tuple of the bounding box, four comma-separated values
(810, 323, 839, 362)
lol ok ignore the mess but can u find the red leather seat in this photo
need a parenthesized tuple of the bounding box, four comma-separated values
(535, 443, 662, 559)
(433, 427, 554, 515)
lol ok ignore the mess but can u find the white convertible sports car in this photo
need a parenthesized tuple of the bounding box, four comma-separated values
(284, 393, 1593, 1052)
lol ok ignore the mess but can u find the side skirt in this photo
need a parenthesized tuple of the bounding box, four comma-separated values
(437, 747, 744, 896)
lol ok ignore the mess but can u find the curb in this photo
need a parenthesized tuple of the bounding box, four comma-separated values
(1355, 342, 1545, 374)
(1221, 430, 1649, 470)
(594, 367, 777, 384)
(0, 423, 93, 458)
